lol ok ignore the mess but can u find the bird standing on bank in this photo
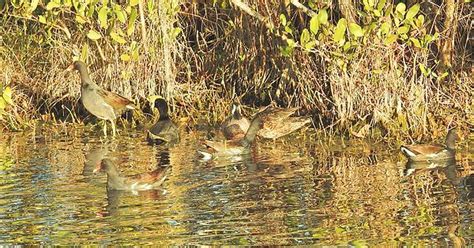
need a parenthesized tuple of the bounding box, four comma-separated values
(67, 61, 135, 136)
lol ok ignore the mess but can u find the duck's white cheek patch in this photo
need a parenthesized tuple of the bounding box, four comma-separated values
(400, 147, 416, 157)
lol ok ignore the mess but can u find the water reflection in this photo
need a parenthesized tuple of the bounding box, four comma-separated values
(0, 129, 472, 245)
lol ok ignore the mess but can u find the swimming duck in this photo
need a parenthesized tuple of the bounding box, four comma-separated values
(67, 61, 135, 136)
(222, 102, 311, 140)
(93, 158, 168, 192)
(221, 101, 250, 140)
(147, 97, 179, 145)
(257, 106, 311, 139)
(201, 108, 269, 159)
(400, 128, 457, 162)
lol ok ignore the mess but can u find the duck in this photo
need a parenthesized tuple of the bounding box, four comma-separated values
(93, 158, 168, 192)
(221, 101, 250, 140)
(200, 108, 269, 159)
(147, 97, 179, 145)
(400, 128, 457, 162)
(257, 106, 311, 139)
(67, 61, 135, 136)
(221, 102, 311, 140)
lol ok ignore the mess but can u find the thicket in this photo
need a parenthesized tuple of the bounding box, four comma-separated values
(0, 0, 472, 140)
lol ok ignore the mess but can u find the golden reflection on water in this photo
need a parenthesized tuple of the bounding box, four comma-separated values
(0, 125, 472, 245)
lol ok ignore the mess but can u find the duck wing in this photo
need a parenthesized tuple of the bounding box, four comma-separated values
(259, 117, 311, 139)
(96, 88, 135, 113)
(122, 167, 169, 190)
(401, 144, 445, 155)
(257, 107, 310, 139)
(148, 119, 179, 143)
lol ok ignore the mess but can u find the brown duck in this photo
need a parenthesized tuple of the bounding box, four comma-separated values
(201, 108, 269, 159)
(221, 102, 311, 140)
(221, 101, 250, 140)
(257, 106, 311, 139)
(93, 159, 168, 192)
(400, 128, 457, 162)
(67, 61, 135, 136)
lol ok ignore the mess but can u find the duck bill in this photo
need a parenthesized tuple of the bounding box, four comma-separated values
(66, 63, 74, 71)
(93, 163, 101, 173)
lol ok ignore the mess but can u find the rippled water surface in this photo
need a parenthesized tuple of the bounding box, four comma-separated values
(0, 126, 472, 246)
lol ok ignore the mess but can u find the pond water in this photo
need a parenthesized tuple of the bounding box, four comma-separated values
(0, 125, 472, 246)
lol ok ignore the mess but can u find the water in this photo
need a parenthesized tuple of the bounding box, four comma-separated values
(0, 126, 472, 245)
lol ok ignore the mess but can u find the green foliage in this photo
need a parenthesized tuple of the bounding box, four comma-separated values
(278, 1, 438, 74)
(5, 0, 182, 65)
(0, 85, 13, 115)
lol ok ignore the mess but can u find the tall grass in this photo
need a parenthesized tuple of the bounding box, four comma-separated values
(0, 1, 472, 139)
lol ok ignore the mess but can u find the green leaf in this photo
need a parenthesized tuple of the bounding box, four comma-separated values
(279, 45, 294, 57)
(419, 64, 428, 76)
(127, 8, 138, 36)
(333, 18, 347, 44)
(46, 1, 60, 10)
(380, 22, 390, 35)
(120, 53, 131, 61)
(279, 14, 287, 26)
(2, 87, 13, 105)
(343, 41, 351, 51)
(373, 9, 381, 17)
(395, 2, 406, 14)
(318, 9, 328, 25)
(86, 30, 102, 40)
(416, 15, 425, 27)
(98, 6, 108, 28)
(438, 71, 449, 80)
(286, 38, 296, 48)
(81, 44, 88, 61)
(29, 0, 39, 12)
(75, 14, 87, 24)
(0, 98, 5, 109)
(130, 0, 139, 7)
(348, 23, 363, 37)
(406, 4, 420, 21)
(87, 4, 95, 17)
(300, 28, 310, 45)
(384, 34, 398, 45)
(376, 0, 386, 12)
(115, 8, 127, 23)
(171, 27, 182, 39)
(147, 0, 154, 12)
(410, 38, 421, 48)
(131, 47, 139, 60)
(304, 40, 316, 50)
(110, 32, 126, 44)
(362, 0, 372, 11)
(309, 16, 319, 35)
(397, 25, 409, 34)
(38, 15, 47, 24)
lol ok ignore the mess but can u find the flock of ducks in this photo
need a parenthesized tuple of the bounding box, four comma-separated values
(67, 61, 459, 193)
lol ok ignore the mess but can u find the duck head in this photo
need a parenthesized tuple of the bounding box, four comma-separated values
(231, 101, 244, 120)
(445, 128, 458, 150)
(93, 158, 119, 175)
(154, 97, 170, 120)
(67, 61, 91, 83)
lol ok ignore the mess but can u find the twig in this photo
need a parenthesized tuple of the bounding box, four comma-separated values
(230, 0, 274, 29)
(138, 0, 148, 51)
(290, 0, 317, 17)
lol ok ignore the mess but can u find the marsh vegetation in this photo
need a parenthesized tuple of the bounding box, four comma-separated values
(0, 0, 471, 138)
